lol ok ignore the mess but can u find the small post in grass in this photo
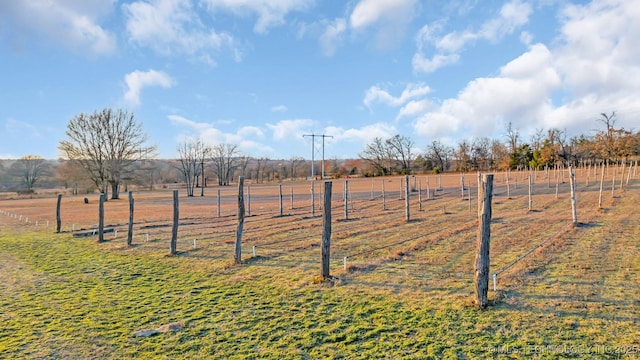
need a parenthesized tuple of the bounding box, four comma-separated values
(56, 194, 62, 233)
(474, 173, 493, 309)
(235, 176, 245, 264)
(170, 190, 179, 255)
(321, 181, 332, 280)
(98, 193, 105, 243)
(127, 191, 134, 246)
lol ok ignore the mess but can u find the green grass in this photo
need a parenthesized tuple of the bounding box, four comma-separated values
(1, 227, 638, 359)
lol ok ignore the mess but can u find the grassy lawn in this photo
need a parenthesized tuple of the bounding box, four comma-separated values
(0, 175, 638, 359)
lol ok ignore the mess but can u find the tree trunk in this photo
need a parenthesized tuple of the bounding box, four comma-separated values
(111, 181, 120, 200)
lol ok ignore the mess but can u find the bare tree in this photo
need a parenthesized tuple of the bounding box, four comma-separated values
(505, 121, 520, 153)
(11, 155, 48, 191)
(386, 134, 415, 174)
(360, 137, 393, 176)
(58, 109, 155, 199)
(211, 143, 241, 186)
(425, 140, 452, 173)
(289, 156, 305, 180)
(176, 139, 210, 196)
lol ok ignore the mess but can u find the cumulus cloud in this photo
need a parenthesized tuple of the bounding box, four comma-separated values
(0, 0, 116, 55)
(364, 83, 431, 109)
(414, 0, 640, 142)
(266, 119, 315, 141)
(124, 70, 175, 106)
(169, 115, 272, 155)
(349, 0, 417, 50)
(201, 0, 313, 33)
(413, 0, 532, 73)
(324, 122, 396, 144)
(123, 0, 236, 62)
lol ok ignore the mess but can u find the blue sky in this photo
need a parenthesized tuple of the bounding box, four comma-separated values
(1, 0, 639, 160)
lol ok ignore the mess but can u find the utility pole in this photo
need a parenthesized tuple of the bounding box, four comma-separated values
(303, 133, 333, 179)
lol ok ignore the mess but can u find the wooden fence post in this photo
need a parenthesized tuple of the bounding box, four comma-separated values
(405, 175, 410, 222)
(279, 184, 283, 216)
(311, 180, 315, 216)
(248, 185, 251, 216)
(474, 174, 493, 309)
(321, 181, 332, 280)
(217, 189, 220, 217)
(528, 175, 533, 211)
(569, 166, 578, 225)
(344, 179, 349, 220)
(127, 191, 134, 246)
(235, 176, 245, 264)
(56, 194, 62, 233)
(170, 190, 178, 255)
(98, 193, 105, 243)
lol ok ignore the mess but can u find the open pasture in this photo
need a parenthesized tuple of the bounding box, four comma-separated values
(1, 167, 638, 358)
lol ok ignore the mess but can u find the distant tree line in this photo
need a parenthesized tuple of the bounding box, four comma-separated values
(1, 110, 638, 195)
(359, 112, 640, 176)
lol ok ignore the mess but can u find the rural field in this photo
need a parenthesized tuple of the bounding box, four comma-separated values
(0, 168, 638, 359)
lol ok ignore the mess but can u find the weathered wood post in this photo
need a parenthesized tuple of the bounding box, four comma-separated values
(311, 180, 315, 216)
(279, 184, 283, 216)
(598, 163, 605, 208)
(235, 176, 245, 264)
(170, 190, 178, 255)
(474, 174, 493, 309)
(127, 191, 134, 246)
(405, 175, 410, 222)
(418, 180, 422, 211)
(382, 179, 386, 210)
(247, 185, 251, 216)
(461, 173, 465, 199)
(98, 193, 105, 243)
(217, 189, 221, 218)
(528, 175, 533, 211)
(426, 176, 430, 200)
(506, 171, 510, 199)
(56, 194, 62, 233)
(569, 166, 578, 225)
(321, 181, 332, 280)
(344, 179, 349, 220)
(290, 186, 294, 210)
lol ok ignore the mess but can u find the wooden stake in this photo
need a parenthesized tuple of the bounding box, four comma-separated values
(234, 177, 245, 264)
(321, 181, 332, 280)
(474, 174, 493, 309)
(170, 190, 178, 255)
(127, 191, 134, 246)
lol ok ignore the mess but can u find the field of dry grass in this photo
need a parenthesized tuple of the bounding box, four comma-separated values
(1, 167, 638, 358)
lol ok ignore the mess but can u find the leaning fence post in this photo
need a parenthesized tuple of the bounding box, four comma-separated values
(474, 174, 493, 309)
(170, 190, 178, 255)
(235, 176, 245, 264)
(56, 194, 62, 233)
(344, 179, 349, 220)
(321, 181, 332, 280)
(127, 191, 134, 246)
(279, 184, 283, 217)
(98, 193, 105, 243)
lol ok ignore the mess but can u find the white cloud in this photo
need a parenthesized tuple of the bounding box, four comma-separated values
(350, 0, 416, 30)
(320, 18, 347, 56)
(413, 0, 640, 142)
(364, 83, 431, 108)
(0, 0, 116, 55)
(169, 115, 273, 155)
(413, 0, 532, 73)
(324, 123, 396, 144)
(201, 0, 313, 33)
(124, 70, 175, 106)
(397, 99, 431, 120)
(271, 105, 288, 112)
(349, 0, 417, 50)
(123, 0, 236, 61)
(266, 119, 315, 141)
